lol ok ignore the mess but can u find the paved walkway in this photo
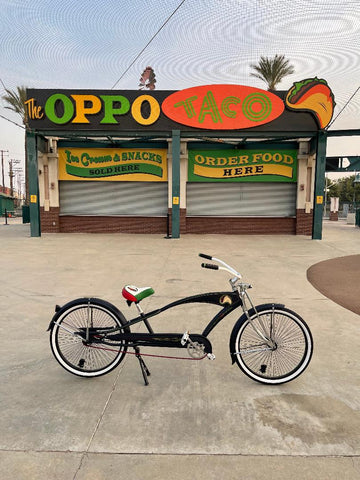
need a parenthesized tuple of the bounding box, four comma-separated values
(307, 254, 360, 315)
(0, 220, 359, 479)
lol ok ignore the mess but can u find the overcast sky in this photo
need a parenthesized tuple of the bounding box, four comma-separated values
(1, 0, 359, 187)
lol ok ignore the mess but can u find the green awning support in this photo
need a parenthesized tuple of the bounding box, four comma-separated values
(171, 130, 181, 239)
(27, 131, 41, 237)
(312, 131, 327, 240)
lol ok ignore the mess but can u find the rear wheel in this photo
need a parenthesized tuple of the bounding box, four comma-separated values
(50, 298, 129, 378)
(230, 305, 313, 384)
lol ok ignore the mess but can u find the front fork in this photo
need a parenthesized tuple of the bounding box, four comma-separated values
(237, 286, 276, 350)
(85, 300, 93, 342)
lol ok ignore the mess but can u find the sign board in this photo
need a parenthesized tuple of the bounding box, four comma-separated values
(188, 149, 298, 182)
(58, 148, 167, 181)
(26, 78, 334, 133)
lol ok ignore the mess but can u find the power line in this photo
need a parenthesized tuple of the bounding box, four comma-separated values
(327, 86, 360, 129)
(110, 0, 187, 90)
(0, 113, 25, 129)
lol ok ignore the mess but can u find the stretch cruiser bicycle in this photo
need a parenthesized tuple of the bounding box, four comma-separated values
(48, 254, 313, 385)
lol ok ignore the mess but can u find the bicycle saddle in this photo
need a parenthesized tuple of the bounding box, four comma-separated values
(122, 285, 155, 304)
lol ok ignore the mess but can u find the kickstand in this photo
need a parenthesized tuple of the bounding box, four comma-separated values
(134, 346, 151, 385)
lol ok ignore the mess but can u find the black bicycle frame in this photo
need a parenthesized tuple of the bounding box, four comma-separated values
(92, 291, 243, 350)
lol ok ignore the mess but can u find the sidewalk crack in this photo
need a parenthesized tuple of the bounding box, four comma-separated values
(72, 364, 124, 480)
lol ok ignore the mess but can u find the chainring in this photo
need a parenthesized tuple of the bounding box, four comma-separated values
(187, 341, 205, 358)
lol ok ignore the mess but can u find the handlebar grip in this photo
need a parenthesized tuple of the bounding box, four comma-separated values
(199, 253, 213, 260)
(201, 263, 219, 270)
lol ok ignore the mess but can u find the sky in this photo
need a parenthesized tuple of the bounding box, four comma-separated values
(1, 0, 359, 188)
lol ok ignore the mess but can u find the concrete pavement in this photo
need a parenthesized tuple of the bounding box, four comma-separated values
(0, 219, 359, 479)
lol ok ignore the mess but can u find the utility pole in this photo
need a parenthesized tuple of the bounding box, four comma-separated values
(9, 159, 20, 197)
(1, 149, 9, 188)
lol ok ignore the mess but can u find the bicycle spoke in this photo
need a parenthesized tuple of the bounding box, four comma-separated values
(236, 309, 311, 381)
(51, 301, 128, 376)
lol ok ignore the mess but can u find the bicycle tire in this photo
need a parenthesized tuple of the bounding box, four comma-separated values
(49, 298, 129, 378)
(229, 304, 313, 385)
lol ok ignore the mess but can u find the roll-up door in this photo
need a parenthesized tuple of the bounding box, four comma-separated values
(187, 183, 296, 217)
(60, 181, 168, 216)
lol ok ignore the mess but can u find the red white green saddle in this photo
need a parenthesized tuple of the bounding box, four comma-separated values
(122, 285, 155, 304)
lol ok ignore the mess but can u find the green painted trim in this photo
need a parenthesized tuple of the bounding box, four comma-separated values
(30, 129, 320, 139)
(27, 131, 41, 237)
(171, 130, 181, 239)
(57, 140, 168, 149)
(187, 141, 299, 150)
(326, 129, 360, 137)
(312, 131, 327, 240)
(33, 130, 174, 138)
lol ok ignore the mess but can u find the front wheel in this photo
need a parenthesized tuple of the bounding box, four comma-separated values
(49, 298, 129, 378)
(230, 304, 313, 385)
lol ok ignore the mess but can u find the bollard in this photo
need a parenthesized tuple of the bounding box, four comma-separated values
(164, 213, 171, 239)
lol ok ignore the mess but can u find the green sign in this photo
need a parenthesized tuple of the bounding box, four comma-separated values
(188, 149, 298, 182)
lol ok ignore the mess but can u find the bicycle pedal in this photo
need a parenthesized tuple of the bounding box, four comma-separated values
(181, 331, 190, 346)
(207, 353, 216, 360)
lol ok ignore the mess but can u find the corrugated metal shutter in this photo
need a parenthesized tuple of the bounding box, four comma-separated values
(59, 181, 168, 216)
(187, 183, 296, 217)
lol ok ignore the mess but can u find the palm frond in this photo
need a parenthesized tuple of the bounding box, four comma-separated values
(2, 85, 27, 124)
(250, 55, 295, 90)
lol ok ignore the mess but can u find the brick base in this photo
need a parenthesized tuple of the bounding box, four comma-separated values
(40, 209, 312, 236)
(185, 216, 296, 234)
(40, 207, 60, 233)
(296, 209, 313, 235)
(330, 211, 339, 221)
(59, 215, 167, 234)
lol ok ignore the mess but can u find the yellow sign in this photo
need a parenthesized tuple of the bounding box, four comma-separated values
(58, 148, 167, 182)
(188, 149, 297, 183)
(316, 196, 323, 204)
(30, 195, 37, 203)
(173, 196, 179, 205)
(194, 163, 294, 179)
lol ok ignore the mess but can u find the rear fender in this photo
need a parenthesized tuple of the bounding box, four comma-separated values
(47, 297, 128, 331)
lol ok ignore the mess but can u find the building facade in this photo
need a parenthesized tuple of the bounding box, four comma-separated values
(26, 80, 335, 236)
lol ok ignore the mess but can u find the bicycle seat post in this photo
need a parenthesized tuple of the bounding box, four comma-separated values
(135, 303, 154, 334)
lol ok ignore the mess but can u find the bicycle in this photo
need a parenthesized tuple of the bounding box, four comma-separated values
(48, 254, 313, 386)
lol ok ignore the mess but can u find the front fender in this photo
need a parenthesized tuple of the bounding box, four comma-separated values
(229, 303, 285, 364)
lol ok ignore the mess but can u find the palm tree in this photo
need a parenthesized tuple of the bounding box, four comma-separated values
(250, 55, 295, 91)
(2, 85, 28, 125)
(2, 85, 28, 203)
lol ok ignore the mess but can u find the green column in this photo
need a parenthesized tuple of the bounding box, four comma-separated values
(26, 131, 41, 237)
(171, 129, 181, 238)
(312, 130, 327, 240)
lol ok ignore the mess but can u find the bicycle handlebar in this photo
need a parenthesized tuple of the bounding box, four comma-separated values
(199, 253, 213, 260)
(201, 263, 219, 270)
(199, 253, 242, 279)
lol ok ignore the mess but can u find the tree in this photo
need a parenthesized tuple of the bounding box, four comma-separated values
(2, 85, 28, 203)
(2, 85, 28, 125)
(250, 54, 295, 91)
(333, 175, 360, 204)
